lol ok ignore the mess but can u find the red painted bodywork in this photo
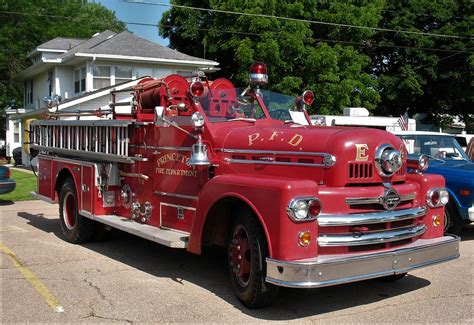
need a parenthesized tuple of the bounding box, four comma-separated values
(37, 74, 447, 263)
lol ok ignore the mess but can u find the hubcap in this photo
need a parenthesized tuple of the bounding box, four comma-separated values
(230, 225, 251, 287)
(63, 192, 77, 230)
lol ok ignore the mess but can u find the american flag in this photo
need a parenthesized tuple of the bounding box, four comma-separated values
(398, 111, 409, 131)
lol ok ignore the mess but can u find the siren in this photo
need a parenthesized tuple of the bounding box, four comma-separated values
(249, 62, 268, 87)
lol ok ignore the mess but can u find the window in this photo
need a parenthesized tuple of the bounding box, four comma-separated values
(93, 65, 111, 89)
(47, 71, 53, 96)
(13, 122, 19, 143)
(115, 66, 132, 84)
(176, 70, 194, 77)
(74, 67, 86, 93)
(25, 80, 33, 105)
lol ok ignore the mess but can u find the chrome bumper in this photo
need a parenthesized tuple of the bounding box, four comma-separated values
(266, 235, 459, 288)
(468, 206, 474, 222)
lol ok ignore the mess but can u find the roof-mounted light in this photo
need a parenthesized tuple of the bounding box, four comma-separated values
(249, 62, 268, 86)
(302, 90, 314, 105)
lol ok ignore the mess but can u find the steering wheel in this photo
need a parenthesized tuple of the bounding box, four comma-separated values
(434, 150, 447, 158)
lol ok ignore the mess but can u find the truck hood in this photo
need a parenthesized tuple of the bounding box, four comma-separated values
(213, 121, 406, 186)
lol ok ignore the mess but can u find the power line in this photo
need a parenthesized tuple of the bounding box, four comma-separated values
(158, 24, 473, 54)
(0, 10, 471, 54)
(125, 0, 474, 40)
(413, 46, 474, 71)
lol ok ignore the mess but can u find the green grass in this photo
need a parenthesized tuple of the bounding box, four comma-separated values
(0, 169, 37, 202)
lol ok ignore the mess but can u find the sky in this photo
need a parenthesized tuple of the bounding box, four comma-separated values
(94, 0, 170, 46)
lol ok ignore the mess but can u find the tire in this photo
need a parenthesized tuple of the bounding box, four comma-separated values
(59, 178, 94, 244)
(444, 201, 463, 235)
(228, 210, 279, 308)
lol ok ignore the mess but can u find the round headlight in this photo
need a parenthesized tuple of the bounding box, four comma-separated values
(375, 144, 403, 177)
(293, 200, 309, 220)
(287, 197, 321, 222)
(427, 188, 449, 208)
(191, 112, 205, 128)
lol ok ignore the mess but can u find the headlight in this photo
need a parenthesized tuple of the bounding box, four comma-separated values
(375, 144, 403, 177)
(427, 188, 449, 208)
(287, 197, 321, 222)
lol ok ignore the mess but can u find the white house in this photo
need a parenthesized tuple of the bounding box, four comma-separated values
(6, 30, 218, 165)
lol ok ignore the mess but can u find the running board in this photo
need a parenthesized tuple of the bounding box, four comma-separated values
(87, 213, 189, 249)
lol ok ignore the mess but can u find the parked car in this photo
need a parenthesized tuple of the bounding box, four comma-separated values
(0, 165, 16, 195)
(12, 147, 22, 166)
(396, 131, 474, 234)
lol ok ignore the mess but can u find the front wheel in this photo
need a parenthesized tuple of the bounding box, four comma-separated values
(228, 211, 279, 308)
(59, 178, 94, 243)
(444, 202, 463, 235)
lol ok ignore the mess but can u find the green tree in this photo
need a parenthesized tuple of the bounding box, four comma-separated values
(368, 0, 473, 130)
(160, 0, 383, 115)
(0, 0, 126, 135)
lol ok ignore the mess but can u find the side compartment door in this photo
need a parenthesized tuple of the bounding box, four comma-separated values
(38, 156, 54, 200)
(81, 165, 94, 215)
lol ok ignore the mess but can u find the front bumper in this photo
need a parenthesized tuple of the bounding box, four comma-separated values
(266, 235, 459, 288)
(468, 205, 474, 222)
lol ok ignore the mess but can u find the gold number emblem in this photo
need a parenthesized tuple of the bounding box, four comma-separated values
(355, 144, 369, 161)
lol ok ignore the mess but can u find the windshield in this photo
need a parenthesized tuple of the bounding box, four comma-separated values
(261, 89, 309, 125)
(398, 134, 469, 160)
(199, 86, 308, 124)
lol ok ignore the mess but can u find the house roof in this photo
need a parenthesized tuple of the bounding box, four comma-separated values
(34, 37, 85, 52)
(72, 31, 215, 64)
(17, 30, 218, 80)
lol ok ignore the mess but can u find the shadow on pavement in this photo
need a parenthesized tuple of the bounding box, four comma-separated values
(0, 199, 14, 206)
(460, 224, 474, 241)
(16, 211, 431, 320)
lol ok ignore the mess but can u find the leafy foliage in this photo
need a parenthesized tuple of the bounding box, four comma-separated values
(160, 0, 472, 129)
(0, 0, 126, 134)
(160, 0, 382, 115)
(369, 0, 473, 131)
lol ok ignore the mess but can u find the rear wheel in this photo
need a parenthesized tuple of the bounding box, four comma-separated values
(444, 201, 463, 235)
(59, 178, 94, 243)
(228, 210, 279, 308)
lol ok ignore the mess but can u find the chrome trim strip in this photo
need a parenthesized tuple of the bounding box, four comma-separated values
(129, 145, 192, 152)
(265, 235, 460, 288)
(318, 206, 428, 226)
(221, 149, 336, 167)
(221, 148, 331, 157)
(154, 191, 198, 200)
(156, 146, 192, 152)
(317, 224, 426, 247)
(225, 158, 328, 168)
(346, 193, 416, 205)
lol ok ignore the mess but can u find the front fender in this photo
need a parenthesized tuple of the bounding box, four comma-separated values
(188, 174, 318, 260)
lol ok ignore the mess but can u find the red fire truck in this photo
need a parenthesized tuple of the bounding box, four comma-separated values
(31, 63, 460, 307)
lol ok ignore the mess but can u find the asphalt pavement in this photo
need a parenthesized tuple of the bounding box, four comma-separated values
(1, 200, 473, 323)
